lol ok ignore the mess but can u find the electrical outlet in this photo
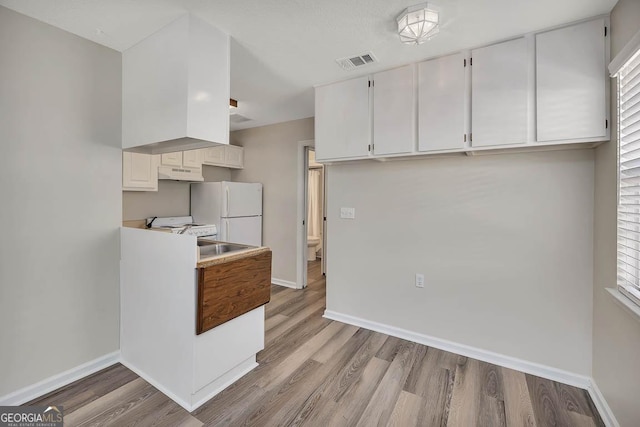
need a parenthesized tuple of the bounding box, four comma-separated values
(340, 207, 355, 219)
(415, 274, 425, 288)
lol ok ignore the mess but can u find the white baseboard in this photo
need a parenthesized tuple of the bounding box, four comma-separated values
(119, 359, 192, 412)
(271, 278, 299, 289)
(191, 357, 258, 411)
(0, 351, 120, 406)
(122, 357, 258, 413)
(587, 379, 620, 427)
(323, 310, 591, 389)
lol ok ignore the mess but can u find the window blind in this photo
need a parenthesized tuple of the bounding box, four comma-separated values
(617, 47, 640, 305)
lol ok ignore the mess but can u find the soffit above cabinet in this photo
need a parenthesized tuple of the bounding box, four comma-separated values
(122, 14, 229, 154)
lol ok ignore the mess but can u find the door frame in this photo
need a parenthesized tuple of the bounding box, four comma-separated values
(296, 140, 314, 289)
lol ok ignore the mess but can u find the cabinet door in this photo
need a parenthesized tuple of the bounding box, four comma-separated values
(182, 149, 203, 168)
(373, 65, 415, 155)
(160, 151, 183, 167)
(536, 18, 607, 142)
(472, 37, 530, 147)
(315, 76, 370, 161)
(224, 145, 244, 169)
(122, 152, 158, 191)
(202, 146, 226, 166)
(418, 53, 466, 151)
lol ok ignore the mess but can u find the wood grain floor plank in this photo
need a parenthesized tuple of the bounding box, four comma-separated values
(312, 323, 360, 364)
(103, 389, 201, 427)
(64, 378, 156, 426)
(526, 374, 574, 427)
(554, 382, 605, 426)
(265, 297, 326, 342)
(446, 358, 481, 427)
(265, 313, 289, 331)
(26, 363, 137, 414)
(326, 357, 391, 427)
(24, 261, 606, 427)
(356, 341, 419, 427)
(257, 321, 346, 388)
(288, 331, 390, 427)
(258, 305, 332, 367)
(501, 367, 537, 427)
(568, 411, 599, 427)
(387, 390, 424, 427)
(234, 328, 375, 426)
(404, 345, 456, 427)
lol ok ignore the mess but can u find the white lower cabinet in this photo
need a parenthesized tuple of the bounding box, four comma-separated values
(122, 152, 159, 191)
(418, 53, 466, 151)
(201, 145, 244, 169)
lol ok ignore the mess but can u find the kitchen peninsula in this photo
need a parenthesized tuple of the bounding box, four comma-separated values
(120, 226, 271, 412)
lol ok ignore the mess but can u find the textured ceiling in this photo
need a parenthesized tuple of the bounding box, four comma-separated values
(0, 0, 617, 131)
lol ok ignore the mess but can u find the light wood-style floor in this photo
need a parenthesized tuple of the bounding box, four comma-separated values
(27, 260, 604, 426)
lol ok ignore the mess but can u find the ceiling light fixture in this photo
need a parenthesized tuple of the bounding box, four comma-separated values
(397, 3, 439, 45)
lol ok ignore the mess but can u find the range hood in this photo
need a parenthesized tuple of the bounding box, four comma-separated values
(158, 165, 204, 182)
(122, 14, 229, 154)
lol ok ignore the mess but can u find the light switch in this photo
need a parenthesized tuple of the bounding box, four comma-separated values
(340, 207, 355, 219)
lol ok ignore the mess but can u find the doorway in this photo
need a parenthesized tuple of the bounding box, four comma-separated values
(297, 141, 326, 289)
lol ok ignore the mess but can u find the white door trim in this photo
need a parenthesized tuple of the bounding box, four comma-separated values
(296, 140, 315, 289)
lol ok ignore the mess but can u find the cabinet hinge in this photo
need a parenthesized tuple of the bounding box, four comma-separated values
(464, 59, 467, 67)
(464, 134, 467, 142)
(604, 26, 607, 37)
(606, 119, 609, 129)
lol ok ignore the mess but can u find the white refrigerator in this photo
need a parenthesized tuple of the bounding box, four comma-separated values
(190, 181, 263, 246)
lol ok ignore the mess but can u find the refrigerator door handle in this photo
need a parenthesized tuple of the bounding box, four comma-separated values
(225, 219, 230, 241)
(225, 186, 230, 217)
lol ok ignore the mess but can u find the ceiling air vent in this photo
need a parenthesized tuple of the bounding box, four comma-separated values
(336, 52, 378, 71)
(230, 113, 252, 123)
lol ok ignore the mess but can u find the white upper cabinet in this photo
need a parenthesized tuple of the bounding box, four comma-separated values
(160, 152, 183, 167)
(536, 18, 608, 142)
(201, 145, 244, 169)
(418, 53, 466, 151)
(122, 14, 229, 154)
(224, 145, 244, 168)
(182, 149, 203, 168)
(202, 146, 225, 165)
(315, 76, 370, 161)
(122, 152, 159, 192)
(471, 37, 530, 147)
(373, 65, 415, 156)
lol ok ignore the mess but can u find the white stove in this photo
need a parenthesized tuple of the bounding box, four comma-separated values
(147, 216, 217, 238)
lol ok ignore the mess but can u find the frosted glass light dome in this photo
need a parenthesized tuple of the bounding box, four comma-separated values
(397, 3, 440, 45)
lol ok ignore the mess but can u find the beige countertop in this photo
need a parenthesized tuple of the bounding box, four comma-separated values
(197, 246, 271, 268)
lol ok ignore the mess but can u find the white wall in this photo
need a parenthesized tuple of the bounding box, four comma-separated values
(593, 1, 640, 425)
(122, 165, 230, 221)
(326, 150, 594, 375)
(231, 118, 314, 284)
(0, 6, 121, 395)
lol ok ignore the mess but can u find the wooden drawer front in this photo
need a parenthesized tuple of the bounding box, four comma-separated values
(197, 251, 272, 334)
